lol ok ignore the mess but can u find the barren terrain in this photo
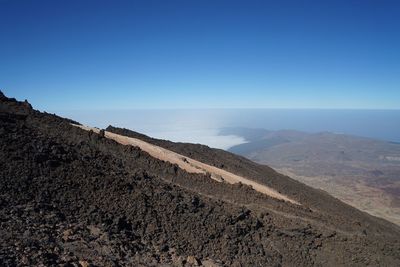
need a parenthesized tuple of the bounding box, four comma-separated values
(1, 92, 400, 266)
(74, 124, 298, 204)
(224, 127, 400, 225)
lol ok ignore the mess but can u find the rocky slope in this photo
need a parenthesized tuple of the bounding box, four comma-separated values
(1, 92, 400, 266)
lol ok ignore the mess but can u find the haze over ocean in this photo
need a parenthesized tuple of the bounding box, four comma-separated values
(57, 109, 400, 149)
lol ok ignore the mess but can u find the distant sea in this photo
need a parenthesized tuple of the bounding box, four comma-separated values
(56, 109, 400, 149)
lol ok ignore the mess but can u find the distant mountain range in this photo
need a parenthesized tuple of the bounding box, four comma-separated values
(221, 127, 400, 225)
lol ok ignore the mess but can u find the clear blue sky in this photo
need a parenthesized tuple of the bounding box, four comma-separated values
(1, 0, 399, 110)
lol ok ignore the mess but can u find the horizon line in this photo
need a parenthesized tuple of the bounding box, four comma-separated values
(48, 107, 400, 112)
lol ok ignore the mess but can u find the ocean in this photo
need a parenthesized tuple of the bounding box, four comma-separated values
(56, 109, 400, 149)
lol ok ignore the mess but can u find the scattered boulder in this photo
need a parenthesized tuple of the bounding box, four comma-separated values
(78, 260, 90, 267)
(186, 255, 200, 266)
(201, 259, 222, 267)
(62, 229, 73, 242)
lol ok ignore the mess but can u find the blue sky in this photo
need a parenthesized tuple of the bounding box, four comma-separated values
(1, 0, 399, 110)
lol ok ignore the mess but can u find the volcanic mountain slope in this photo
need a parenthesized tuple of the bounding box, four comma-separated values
(74, 124, 298, 204)
(1, 92, 400, 266)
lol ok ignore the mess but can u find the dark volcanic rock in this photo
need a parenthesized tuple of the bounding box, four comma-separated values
(0, 93, 400, 266)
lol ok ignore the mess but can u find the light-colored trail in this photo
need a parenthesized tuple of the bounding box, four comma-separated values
(73, 124, 299, 205)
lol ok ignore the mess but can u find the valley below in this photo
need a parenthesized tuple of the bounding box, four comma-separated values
(223, 127, 400, 225)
